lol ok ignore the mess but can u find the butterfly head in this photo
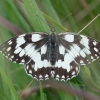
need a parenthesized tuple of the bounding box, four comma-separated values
(51, 27, 56, 34)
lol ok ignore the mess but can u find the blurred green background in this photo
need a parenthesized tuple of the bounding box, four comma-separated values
(0, 0, 100, 100)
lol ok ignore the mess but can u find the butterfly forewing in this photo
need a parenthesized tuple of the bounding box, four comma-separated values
(0, 30, 100, 81)
(58, 32, 100, 65)
(0, 32, 48, 64)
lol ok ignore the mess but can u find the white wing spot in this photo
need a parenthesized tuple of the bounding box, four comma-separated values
(64, 53, 74, 72)
(26, 65, 29, 70)
(32, 34, 42, 42)
(95, 54, 97, 56)
(55, 60, 62, 68)
(82, 48, 91, 55)
(72, 71, 75, 75)
(80, 60, 84, 64)
(43, 60, 50, 68)
(51, 71, 55, 77)
(70, 46, 79, 57)
(39, 75, 43, 78)
(41, 45, 47, 54)
(94, 47, 98, 52)
(16, 37, 25, 48)
(80, 50, 86, 58)
(25, 44, 33, 52)
(29, 70, 32, 74)
(62, 61, 67, 70)
(93, 41, 97, 45)
(61, 75, 65, 79)
(45, 74, 49, 78)
(16, 59, 18, 61)
(8, 40, 12, 45)
(26, 46, 35, 57)
(59, 45, 65, 55)
(21, 59, 25, 63)
(91, 56, 94, 59)
(38, 61, 44, 69)
(65, 35, 74, 42)
(19, 50, 25, 57)
(56, 74, 60, 78)
(11, 55, 14, 59)
(76, 67, 78, 71)
(14, 47, 22, 54)
(80, 37, 89, 49)
(7, 47, 11, 51)
(33, 52, 41, 62)
(73, 44, 81, 53)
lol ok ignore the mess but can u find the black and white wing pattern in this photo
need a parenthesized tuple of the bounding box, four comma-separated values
(58, 32, 100, 65)
(54, 32, 100, 81)
(0, 30, 100, 81)
(0, 32, 48, 64)
(0, 32, 52, 80)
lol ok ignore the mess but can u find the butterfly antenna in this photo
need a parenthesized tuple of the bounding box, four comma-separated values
(78, 14, 100, 34)
(20, 79, 34, 98)
(61, 13, 72, 23)
(53, 13, 72, 29)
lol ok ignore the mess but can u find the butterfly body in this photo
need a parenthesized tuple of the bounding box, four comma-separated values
(46, 30, 59, 65)
(0, 29, 100, 81)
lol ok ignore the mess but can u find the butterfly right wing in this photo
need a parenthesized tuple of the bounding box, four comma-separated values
(58, 32, 100, 65)
(52, 32, 100, 81)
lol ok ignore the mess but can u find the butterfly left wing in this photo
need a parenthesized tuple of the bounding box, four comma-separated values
(25, 59, 52, 80)
(0, 32, 54, 81)
(0, 32, 48, 64)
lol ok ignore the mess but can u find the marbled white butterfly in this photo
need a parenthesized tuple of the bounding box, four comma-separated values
(0, 28, 100, 81)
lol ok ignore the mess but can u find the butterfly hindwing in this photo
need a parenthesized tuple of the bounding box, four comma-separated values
(25, 42, 55, 80)
(54, 47, 80, 81)
(25, 60, 52, 81)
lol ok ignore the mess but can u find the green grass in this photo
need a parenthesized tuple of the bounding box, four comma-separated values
(0, 0, 100, 100)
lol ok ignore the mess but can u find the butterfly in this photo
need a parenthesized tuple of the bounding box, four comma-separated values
(0, 28, 100, 81)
